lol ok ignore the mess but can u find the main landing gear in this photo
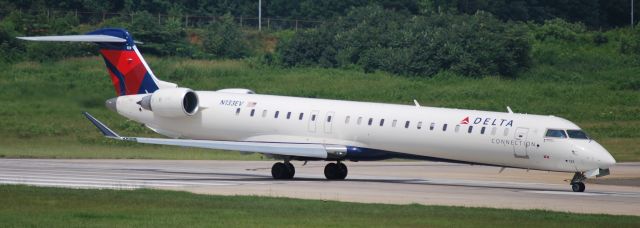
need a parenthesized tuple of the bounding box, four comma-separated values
(271, 161, 295, 179)
(570, 172, 586, 192)
(270, 161, 349, 180)
(324, 161, 348, 180)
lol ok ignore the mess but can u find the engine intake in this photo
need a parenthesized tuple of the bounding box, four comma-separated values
(139, 88, 199, 117)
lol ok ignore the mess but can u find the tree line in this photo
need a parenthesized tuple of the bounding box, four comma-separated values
(1, 0, 638, 28)
(1, 1, 639, 79)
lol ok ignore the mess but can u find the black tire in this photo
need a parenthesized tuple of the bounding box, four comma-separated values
(324, 163, 338, 180)
(271, 162, 288, 179)
(571, 182, 585, 192)
(337, 162, 348, 180)
(285, 162, 295, 179)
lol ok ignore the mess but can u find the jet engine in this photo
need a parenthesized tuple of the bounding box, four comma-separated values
(139, 88, 199, 117)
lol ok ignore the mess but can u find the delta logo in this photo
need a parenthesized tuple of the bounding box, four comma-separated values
(460, 116, 514, 127)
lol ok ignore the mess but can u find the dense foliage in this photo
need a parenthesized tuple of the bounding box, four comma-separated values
(278, 6, 531, 77)
(1, 0, 639, 78)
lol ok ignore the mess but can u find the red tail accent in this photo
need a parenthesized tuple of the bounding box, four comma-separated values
(100, 49, 149, 95)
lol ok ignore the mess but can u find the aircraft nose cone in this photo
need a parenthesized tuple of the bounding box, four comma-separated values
(105, 98, 117, 112)
(603, 153, 616, 166)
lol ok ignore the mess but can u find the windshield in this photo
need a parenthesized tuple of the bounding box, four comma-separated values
(567, 130, 590, 139)
(545, 129, 567, 138)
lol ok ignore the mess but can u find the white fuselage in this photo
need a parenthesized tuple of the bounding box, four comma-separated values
(114, 91, 616, 173)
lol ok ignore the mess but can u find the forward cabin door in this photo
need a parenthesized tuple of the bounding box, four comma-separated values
(308, 110, 319, 133)
(513, 127, 529, 158)
(324, 111, 335, 134)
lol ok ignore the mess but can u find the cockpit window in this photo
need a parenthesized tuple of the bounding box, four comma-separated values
(567, 130, 590, 139)
(545, 129, 567, 138)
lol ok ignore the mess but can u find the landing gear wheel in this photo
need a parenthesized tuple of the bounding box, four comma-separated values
(285, 162, 295, 179)
(324, 162, 348, 180)
(271, 162, 295, 179)
(337, 162, 348, 179)
(571, 182, 585, 192)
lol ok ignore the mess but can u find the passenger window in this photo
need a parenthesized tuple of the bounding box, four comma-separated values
(491, 127, 497, 135)
(368, 118, 373, 126)
(235, 108, 241, 116)
(443, 124, 448, 131)
(545, 129, 568, 138)
(480, 127, 486, 134)
(392, 120, 397, 127)
(345, 116, 351, 124)
(567, 130, 589, 139)
(250, 109, 255, 117)
(287, 112, 291, 119)
(405, 121, 410, 129)
(274, 111, 279, 118)
(503, 128, 509, 136)
(327, 115, 332, 122)
(417, 121, 422, 130)
(357, 117, 363, 125)
(311, 114, 316, 121)
(468, 126, 473, 133)
(430, 123, 435, 130)
(299, 113, 304, 120)
(379, 119, 385, 126)
(262, 110, 267, 118)
(455, 125, 460, 133)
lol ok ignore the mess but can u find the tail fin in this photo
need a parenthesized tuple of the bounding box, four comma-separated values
(18, 28, 176, 96)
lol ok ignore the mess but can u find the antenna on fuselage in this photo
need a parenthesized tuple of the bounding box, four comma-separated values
(413, 99, 421, 107)
(506, 106, 513, 114)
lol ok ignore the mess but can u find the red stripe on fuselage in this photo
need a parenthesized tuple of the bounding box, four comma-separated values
(100, 49, 148, 95)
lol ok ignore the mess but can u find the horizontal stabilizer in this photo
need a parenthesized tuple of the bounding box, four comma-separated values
(83, 112, 121, 138)
(17, 35, 126, 43)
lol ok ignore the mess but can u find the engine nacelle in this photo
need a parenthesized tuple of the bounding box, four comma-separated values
(139, 88, 199, 118)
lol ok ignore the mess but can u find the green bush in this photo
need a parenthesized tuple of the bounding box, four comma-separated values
(0, 20, 25, 63)
(201, 13, 249, 59)
(619, 29, 640, 56)
(533, 18, 586, 42)
(130, 11, 194, 57)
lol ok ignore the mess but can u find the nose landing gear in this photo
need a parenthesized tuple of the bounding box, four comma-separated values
(571, 182, 586, 192)
(570, 172, 586, 192)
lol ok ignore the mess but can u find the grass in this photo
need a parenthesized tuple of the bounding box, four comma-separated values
(0, 185, 638, 227)
(0, 30, 638, 161)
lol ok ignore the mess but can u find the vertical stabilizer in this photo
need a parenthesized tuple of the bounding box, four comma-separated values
(18, 28, 177, 96)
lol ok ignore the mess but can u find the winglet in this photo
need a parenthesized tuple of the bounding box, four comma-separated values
(82, 112, 121, 138)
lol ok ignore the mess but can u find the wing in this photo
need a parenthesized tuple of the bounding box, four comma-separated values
(82, 112, 346, 159)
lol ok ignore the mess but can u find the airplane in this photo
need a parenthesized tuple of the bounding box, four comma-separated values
(18, 28, 616, 192)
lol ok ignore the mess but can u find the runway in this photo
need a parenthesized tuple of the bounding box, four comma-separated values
(1, 159, 639, 216)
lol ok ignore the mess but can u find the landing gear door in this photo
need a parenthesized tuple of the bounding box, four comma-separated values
(513, 127, 529, 158)
(308, 110, 319, 133)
